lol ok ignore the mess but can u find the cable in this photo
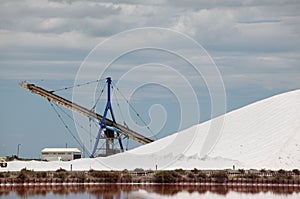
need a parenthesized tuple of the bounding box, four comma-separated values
(50, 78, 106, 93)
(112, 85, 128, 128)
(90, 83, 106, 111)
(111, 81, 157, 140)
(48, 100, 92, 157)
(54, 102, 97, 140)
(45, 78, 155, 157)
(89, 118, 93, 150)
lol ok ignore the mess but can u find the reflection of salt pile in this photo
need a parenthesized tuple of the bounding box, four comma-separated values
(4, 89, 300, 171)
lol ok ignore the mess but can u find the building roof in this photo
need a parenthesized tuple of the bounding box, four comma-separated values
(41, 148, 81, 153)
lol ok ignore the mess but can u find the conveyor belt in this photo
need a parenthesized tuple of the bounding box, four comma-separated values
(20, 83, 153, 144)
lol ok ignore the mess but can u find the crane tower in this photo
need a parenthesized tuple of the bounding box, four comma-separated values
(20, 77, 153, 157)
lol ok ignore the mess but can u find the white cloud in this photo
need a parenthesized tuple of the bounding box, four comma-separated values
(0, 0, 299, 93)
(172, 8, 237, 44)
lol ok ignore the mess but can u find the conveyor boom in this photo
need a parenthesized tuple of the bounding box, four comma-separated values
(20, 83, 153, 144)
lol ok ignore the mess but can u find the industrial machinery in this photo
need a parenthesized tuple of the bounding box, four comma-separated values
(0, 158, 7, 168)
(20, 77, 153, 157)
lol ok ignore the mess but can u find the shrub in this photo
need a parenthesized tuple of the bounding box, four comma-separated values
(154, 170, 178, 183)
(187, 172, 195, 178)
(292, 169, 299, 175)
(238, 169, 245, 174)
(17, 168, 35, 180)
(1, 172, 11, 178)
(20, 168, 34, 174)
(276, 169, 290, 178)
(121, 173, 133, 183)
(197, 171, 207, 179)
(211, 171, 228, 183)
(133, 168, 144, 173)
(36, 172, 47, 178)
(278, 169, 286, 175)
(174, 169, 185, 175)
(260, 169, 267, 173)
(287, 175, 293, 180)
(245, 173, 259, 179)
(89, 170, 120, 183)
(192, 168, 199, 174)
(17, 172, 28, 181)
(73, 172, 86, 183)
(53, 172, 68, 180)
(56, 168, 67, 172)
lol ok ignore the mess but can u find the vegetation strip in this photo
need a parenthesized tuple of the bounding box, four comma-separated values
(0, 168, 300, 185)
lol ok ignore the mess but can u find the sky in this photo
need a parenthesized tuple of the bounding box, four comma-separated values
(0, 0, 300, 158)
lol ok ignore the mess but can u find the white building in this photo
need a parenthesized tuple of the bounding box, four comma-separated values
(41, 148, 82, 161)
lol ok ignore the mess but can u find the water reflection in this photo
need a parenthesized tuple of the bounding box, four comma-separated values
(0, 184, 299, 198)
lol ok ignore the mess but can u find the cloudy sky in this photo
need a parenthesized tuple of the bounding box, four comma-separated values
(0, 0, 299, 158)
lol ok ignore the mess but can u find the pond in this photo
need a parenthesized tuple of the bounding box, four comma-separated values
(0, 184, 300, 199)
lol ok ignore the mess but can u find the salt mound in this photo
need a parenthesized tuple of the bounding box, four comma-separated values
(127, 89, 300, 169)
(3, 89, 300, 171)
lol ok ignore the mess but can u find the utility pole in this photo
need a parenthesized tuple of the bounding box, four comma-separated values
(17, 144, 21, 158)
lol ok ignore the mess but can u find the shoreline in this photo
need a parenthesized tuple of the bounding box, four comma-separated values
(1, 168, 299, 186)
(1, 182, 300, 187)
